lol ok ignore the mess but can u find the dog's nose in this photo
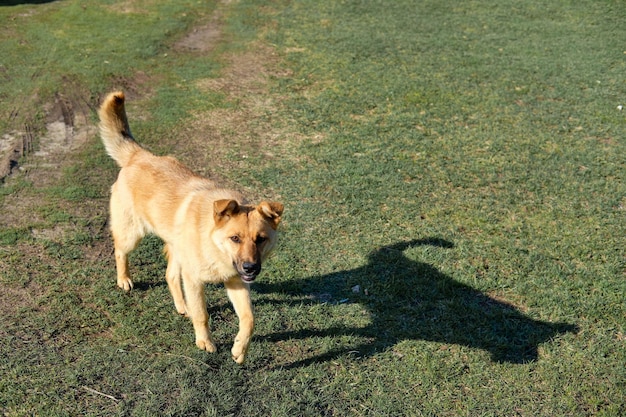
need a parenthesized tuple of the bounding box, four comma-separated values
(242, 262, 260, 275)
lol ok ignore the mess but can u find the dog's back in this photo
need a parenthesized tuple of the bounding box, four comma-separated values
(99, 91, 212, 237)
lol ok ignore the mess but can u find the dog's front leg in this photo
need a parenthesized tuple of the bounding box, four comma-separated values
(182, 273, 216, 353)
(114, 248, 134, 291)
(164, 245, 187, 315)
(225, 277, 254, 364)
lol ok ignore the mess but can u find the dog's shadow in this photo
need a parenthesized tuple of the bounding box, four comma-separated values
(255, 239, 578, 368)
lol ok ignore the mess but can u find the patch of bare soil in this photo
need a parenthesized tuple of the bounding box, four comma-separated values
(0, 82, 98, 225)
(0, 81, 94, 184)
(31, 91, 96, 169)
(0, 82, 106, 316)
(0, 77, 141, 315)
(164, 2, 299, 200)
(0, 122, 34, 181)
(0, 83, 155, 312)
(174, 8, 223, 53)
(177, 43, 296, 199)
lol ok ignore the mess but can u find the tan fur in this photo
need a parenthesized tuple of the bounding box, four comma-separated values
(98, 91, 283, 364)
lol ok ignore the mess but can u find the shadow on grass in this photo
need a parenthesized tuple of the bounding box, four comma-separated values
(256, 239, 578, 368)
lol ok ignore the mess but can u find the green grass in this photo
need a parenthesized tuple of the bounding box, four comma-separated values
(1, 0, 625, 415)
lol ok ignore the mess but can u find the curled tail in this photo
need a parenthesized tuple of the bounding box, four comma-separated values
(98, 91, 142, 167)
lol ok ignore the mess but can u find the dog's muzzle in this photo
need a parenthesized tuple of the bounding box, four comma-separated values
(236, 262, 261, 283)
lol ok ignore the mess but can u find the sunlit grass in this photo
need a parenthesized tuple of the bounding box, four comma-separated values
(0, 0, 624, 415)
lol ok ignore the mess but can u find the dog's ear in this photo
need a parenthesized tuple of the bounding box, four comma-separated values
(214, 199, 240, 223)
(257, 201, 284, 228)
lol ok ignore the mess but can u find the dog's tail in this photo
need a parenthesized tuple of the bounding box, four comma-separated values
(98, 91, 142, 168)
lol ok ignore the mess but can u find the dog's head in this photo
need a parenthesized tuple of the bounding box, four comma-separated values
(212, 199, 284, 283)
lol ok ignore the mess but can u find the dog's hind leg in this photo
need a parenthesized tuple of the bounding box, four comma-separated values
(109, 190, 142, 291)
(225, 277, 254, 364)
(164, 244, 187, 315)
(111, 227, 141, 291)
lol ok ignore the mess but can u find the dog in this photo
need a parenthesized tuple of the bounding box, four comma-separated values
(98, 91, 283, 364)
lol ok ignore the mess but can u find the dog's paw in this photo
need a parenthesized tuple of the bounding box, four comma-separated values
(196, 339, 217, 353)
(174, 302, 187, 316)
(231, 339, 248, 364)
(232, 352, 246, 364)
(117, 277, 134, 291)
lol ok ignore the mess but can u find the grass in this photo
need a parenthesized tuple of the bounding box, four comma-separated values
(1, 0, 625, 415)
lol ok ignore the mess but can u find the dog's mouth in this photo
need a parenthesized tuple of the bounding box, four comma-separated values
(235, 262, 261, 283)
(240, 274, 256, 283)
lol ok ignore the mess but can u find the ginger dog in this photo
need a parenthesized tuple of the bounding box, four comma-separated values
(98, 91, 283, 364)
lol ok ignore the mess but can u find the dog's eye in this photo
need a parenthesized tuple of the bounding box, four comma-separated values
(230, 236, 241, 243)
(255, 236, 267, 245)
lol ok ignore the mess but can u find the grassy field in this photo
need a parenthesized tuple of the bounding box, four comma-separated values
(1, 0, 625, 415)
